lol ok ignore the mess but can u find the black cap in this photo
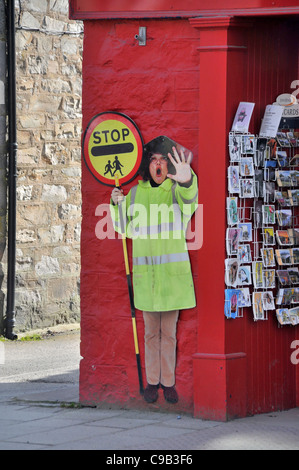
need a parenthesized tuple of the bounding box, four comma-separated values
(143, 135, 193, 161)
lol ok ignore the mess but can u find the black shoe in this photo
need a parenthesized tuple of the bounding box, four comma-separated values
(144, 383, 159, 403)
(162, 385, 178, 404)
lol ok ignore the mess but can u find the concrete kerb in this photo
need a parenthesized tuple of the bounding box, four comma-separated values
(15, 322, 81, 340)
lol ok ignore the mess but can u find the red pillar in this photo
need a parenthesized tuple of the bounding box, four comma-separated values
(190, 17, 250, 421)
(297, 329, 299, 406)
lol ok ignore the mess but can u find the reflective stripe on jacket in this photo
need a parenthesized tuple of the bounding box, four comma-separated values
(110, 172, 198, 312)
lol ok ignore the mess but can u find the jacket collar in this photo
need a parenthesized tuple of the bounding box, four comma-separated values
(138, 178, 174, 191)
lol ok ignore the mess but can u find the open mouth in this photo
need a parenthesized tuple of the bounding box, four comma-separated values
(156, 168, 161, 176)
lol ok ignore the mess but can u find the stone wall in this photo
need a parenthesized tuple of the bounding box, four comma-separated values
(1, 0, 83, 332)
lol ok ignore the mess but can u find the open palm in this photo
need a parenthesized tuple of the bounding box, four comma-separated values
(167, 147, 192, 184)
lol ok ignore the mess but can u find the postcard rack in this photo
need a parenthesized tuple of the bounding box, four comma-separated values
(225, 130, 299, 326)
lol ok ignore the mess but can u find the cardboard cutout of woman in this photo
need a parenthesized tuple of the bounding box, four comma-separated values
(110, 136, 198, 404)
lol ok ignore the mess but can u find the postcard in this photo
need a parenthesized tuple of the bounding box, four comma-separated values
(225, 258, 239, 288)
(240, 178, 255, 198)
(231, 102, 255, 133)
(276, 132, 291, 147)
(275, 190, 291, 206)
(252, 292, 264, 320)
(238, 223, 252, 242)
(276, 308, 292, 325)
(276, 209, 292, 227)
(283, 288, 294, 305)
(240, 157, 254, 176)
(257, 138, 267, 152)
(225, 289, 240, 319)
(277, 269, 291, 286)
(252, 261, 263, 288)
(262, 291, 275, 310)
(238, 287, 251, 307)
(280, 308, 299, 325)
(288, 267, 299, 284)
(253, 200, 263, 227)
(275, 249, 293, 266)
(262, 205, 275, 224)
(287, 132, 297, 146)
(291, 170, 299, 186)
(255, 138, 267, 166)
(292, 248, 299, 264)
(226, 228, 241, 255)
(289, 228, 299, 245)
(263, 269, 276, 289)
(238, 244, 252, 264)
(261, 248, 275, 267)
(263, 182, 275, 203)
(226, 197, 239, 225)
(266, 138, 277, 159)
(254, 170, 263, 197)
(276, 288, 295, 306)
(292, 287, 299, 303)
(241, 134, 256, 154)
(228, 166, 240, 193)
(229, 133, 242, 162)
(276, 150, 288, 167)
(238, 265, 252, 286)
(276, 170, 292, 187)
(289, 307, 299, 325)
(288, 189, 299, 206)
(276, 229, 292, 246)
(262, 227, 275, 245)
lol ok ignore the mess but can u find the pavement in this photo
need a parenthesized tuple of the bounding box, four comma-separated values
(0, 327, 299, 451)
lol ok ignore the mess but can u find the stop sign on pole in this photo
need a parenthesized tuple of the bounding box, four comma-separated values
(82, 112, 144, 186)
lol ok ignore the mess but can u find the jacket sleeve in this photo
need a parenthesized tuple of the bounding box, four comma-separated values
(174, 170, 198, 221)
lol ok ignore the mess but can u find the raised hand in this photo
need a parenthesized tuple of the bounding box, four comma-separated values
(167, 146, 192, 184)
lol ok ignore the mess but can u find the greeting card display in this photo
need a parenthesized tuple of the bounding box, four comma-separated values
(225, 101, 299, 325)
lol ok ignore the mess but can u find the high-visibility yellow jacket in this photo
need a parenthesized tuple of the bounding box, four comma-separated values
(110, 172, 198, 312)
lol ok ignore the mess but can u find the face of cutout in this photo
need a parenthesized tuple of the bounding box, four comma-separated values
(149, 154, 168, 185)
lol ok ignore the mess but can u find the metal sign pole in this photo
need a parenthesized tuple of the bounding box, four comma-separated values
(115, 175, 144, 395)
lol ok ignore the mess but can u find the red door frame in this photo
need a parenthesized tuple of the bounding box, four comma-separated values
(69, 0, 299, 19)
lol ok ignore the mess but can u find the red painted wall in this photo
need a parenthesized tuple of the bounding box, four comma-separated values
(80, 18, 200, 412)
